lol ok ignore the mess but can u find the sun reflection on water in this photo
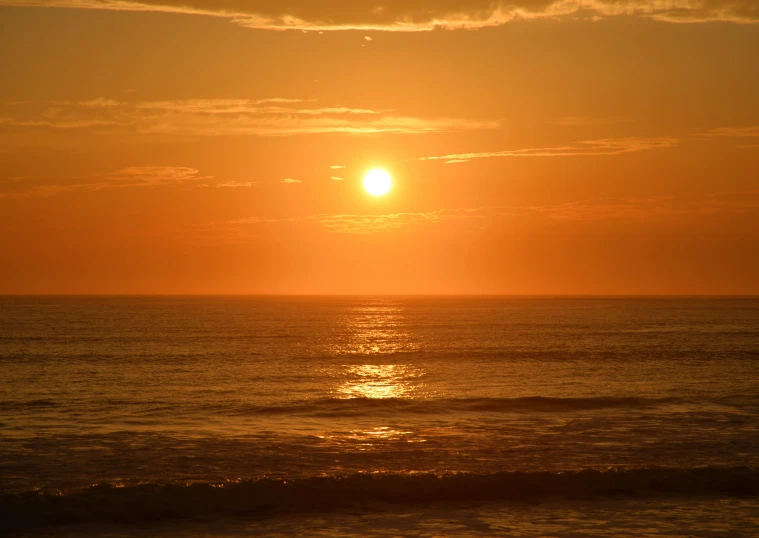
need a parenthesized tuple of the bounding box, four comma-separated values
(324, 301, 422, 356)
(316, 426, 427, 451)
(336, 364, 425, 399)
(315, 303, 435, 451)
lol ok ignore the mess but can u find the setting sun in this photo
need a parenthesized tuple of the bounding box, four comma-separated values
(363, 169, 392, 196)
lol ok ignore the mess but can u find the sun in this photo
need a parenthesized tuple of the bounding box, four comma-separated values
(363, 169, 392, 196)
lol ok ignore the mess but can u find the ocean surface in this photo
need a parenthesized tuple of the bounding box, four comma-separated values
(1, 296, 758, 536)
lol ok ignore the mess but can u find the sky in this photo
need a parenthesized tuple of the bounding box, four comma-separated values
(1, 1, 758, 294)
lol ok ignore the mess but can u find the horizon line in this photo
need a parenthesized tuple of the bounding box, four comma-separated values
(1, 293, 758, 298)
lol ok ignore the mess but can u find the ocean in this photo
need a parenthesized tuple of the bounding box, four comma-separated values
(1, 296, 758, 536)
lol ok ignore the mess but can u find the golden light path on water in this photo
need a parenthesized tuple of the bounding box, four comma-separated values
(321, 301, 432, 444)
(324, 302, 422, 356)
(330, 364, 429, 444)
(337, 364, 423, 399)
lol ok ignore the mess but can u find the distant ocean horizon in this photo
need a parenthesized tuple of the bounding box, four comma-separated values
(2, 296, 758, 535)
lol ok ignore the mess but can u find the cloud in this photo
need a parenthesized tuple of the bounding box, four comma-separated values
(331, 165, 347, 169)
(0, 1, 756, 29)
(0, 98, 497, 137)
(693, 125, 759, 148)
(420, 137, 679, 162)
(281, 178, 301, 184)
(227, 207, 488, 234)
(223, 190, 759, 234)
(331, 176, 344, 180)
(215, 181, 256, 188)
(0, 166, 212, 197)
(529, 191, 759, 220)
(550, 116, 632, 127)
(699, 126, 759, 138)
(310, 208, 489, 232)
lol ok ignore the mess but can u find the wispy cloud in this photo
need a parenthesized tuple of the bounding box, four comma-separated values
(331, 165, 347, 169)
(214, 181, 256, 188)
(550, 116, 632, 127)
(224, 191, 759, 234)
(1, 1, 756, 29)
(281, 178, 301, 184)
(0, 98, 497, 137)
(699, 126, 759, 138)
(419, 137, 679, 163)
(228, 207, 488, 234)
(530, 191, 759, 220)
(331, 176, 344, 181)
(1, 166, 211, 198)
(310, 208, 486, 233)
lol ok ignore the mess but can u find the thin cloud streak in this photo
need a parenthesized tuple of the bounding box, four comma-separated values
(529, 192, 759, 220)
(1, 1, 756, 30)
(550, 116, 632, 127)
(214, 181, 256, 188)
(226, 191, 759, 234)
(0, 166, 212, 198)
(0, 99, 497, 136)
(229, 207, 487, 234)
(419, 137, 679, 162)
(699, 126, 759, 138)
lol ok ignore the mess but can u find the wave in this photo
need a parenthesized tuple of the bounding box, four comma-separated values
(0, 395, 675, 416)
(2, 468, 757, 529)
(0, 398, 61, 410)
(246, 396, 670, 417)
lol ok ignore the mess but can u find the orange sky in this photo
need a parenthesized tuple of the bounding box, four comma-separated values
(1, 1, 758, 294)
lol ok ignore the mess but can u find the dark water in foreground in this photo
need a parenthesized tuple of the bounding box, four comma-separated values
(1, 296, 758, 536)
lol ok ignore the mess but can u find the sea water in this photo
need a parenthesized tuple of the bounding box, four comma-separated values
(1, 296, 758, 535)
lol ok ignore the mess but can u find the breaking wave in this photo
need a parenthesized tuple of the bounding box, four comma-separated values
(3, 467, 757, 529)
